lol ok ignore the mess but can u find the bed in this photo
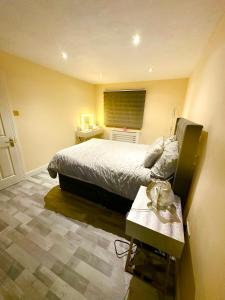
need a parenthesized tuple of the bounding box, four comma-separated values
(48, 118, 203, 213)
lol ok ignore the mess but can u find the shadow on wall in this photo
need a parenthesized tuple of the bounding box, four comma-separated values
(178, 130, 208, 300)
(178, 238, 196, 300)
(183, 130, 208, 219)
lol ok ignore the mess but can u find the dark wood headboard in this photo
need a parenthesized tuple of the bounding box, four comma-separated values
(172, 118, 203, 208)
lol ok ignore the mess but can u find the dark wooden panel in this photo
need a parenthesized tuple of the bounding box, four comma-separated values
(173, 118, 203, 208)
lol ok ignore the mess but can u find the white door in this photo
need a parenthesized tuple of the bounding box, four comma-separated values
(0, 73, 24, 190)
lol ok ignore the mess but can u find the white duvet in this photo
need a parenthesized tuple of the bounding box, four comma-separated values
(48, 138, 153, 200)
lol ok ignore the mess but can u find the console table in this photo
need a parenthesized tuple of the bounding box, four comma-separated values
(76, 127, 104, 142)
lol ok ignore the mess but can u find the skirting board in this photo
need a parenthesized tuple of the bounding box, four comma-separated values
(0, 165, 47, 190)
(0, 177, 23, 191)
(26, 164, 48, 177)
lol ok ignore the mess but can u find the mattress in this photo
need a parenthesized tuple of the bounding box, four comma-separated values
(47, 138, 153, 200)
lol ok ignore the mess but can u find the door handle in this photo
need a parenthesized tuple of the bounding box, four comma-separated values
(5, 138, 15, 147)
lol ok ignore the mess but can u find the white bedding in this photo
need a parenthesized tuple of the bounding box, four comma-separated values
(47, 138, 153, 200)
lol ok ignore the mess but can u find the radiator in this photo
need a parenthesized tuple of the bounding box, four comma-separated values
(110, 129, 140, 143)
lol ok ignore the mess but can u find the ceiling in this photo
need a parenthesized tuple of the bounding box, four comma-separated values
(0, 0, 224, 84)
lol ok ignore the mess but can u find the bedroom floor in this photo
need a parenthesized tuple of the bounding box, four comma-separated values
(0, 171, 171, 300)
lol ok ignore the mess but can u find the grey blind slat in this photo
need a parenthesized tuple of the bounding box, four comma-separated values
(104, 90, 146, 129)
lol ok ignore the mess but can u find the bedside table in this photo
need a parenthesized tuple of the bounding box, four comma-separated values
(125, 185, 185, 294)
(76, 127, 104, 142)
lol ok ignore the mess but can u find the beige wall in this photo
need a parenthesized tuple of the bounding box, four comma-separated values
(179, 15, 225, 300)
(0, 51, 96, 172)
(96, 79, 188, 144)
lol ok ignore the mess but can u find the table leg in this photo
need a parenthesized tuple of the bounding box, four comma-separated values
(125, 238, 134, 272)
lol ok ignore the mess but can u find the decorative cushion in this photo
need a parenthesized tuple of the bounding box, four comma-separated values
(143, 137, 164, 168)
(165, 135, 177, 145)
(150, 140, 179, 179)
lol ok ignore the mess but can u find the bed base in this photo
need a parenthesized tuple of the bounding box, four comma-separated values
(59, 174, 132, 214)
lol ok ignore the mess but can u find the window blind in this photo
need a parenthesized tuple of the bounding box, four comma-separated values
(104, 90, 146, 129)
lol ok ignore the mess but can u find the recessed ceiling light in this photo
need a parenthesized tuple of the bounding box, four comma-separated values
(132, 34, 140, 46)
(61, 52, 68, 60)
(148, 67, 153, 73)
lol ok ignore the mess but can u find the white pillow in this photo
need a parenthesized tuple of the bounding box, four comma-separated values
(165, 135, 176, 145)
(150, 140, 179, 179)
(143, 137, 164, 168)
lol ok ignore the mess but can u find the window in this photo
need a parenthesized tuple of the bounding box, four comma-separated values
(104, 90, 146, 129)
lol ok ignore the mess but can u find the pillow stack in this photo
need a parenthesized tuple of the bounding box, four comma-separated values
(144, 135, 179, 180)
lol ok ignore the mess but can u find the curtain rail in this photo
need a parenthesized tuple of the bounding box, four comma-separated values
(104, 89, 146, 92)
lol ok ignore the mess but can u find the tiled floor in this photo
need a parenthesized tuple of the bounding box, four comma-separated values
(0, 171, 166, 300)
(0, 171, 133, 299)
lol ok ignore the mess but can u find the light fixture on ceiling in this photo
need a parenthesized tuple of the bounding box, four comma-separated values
(148, 67, 153, 73)
(132, 34, 140, 46)
(61, 52, 68, 60)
